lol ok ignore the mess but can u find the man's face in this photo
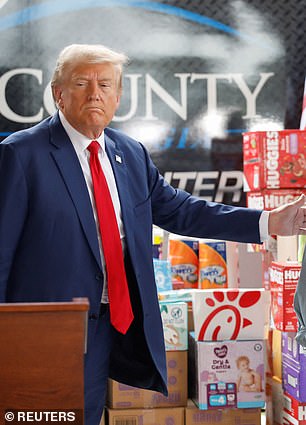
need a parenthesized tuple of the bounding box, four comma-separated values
(53, 62, 121, 139)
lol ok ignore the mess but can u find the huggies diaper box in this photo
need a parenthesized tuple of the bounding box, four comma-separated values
(188, 333, 266, 410)
(283, 391, 306, 425)
(243, 130, 306, 191)
(269, 261, 300, 332)
(192, 289, 270, 341)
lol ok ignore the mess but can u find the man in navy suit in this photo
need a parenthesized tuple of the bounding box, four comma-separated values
(0, 44, 305, 424)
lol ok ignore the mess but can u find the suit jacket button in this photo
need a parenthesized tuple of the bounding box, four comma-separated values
(89, 313, 98, 320)
(95, 273, 102, 281)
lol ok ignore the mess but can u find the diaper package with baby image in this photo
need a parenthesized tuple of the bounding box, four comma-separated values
(188, 333, 266, 410)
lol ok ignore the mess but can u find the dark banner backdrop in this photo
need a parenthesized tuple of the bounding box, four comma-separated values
(0, 0, 305, 205)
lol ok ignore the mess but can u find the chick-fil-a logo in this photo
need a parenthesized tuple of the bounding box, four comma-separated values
(198, 290, 261, 341)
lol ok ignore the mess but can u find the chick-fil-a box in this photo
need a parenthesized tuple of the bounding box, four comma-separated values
(192, 289, 270, 341)
(243, 130, 306, 191)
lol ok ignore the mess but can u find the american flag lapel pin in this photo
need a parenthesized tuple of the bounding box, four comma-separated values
(115, 154, 122, 164)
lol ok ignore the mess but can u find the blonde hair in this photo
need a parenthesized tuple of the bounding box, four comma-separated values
(51, 43, 128, 95)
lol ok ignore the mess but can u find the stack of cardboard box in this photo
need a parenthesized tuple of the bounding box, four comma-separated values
(243, 129, 306, 424)
(106, 301, 188, 425)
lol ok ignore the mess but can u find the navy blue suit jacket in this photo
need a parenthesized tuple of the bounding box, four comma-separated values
(0, 112, 262, 393)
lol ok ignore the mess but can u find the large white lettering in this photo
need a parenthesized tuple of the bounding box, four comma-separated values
(0, 68, 43, 122)
(0, 69, 274, 124)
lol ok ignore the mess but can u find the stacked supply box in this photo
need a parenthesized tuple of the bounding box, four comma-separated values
(107, 300, 188, 422)
(185, 400, 261, 425)
(107, 350, 187, 409)
(283, 392, 306, 424)
(243, 130, 306, 192)
(269, 261, 301, 332)
(282, 332, 306, 404)
(188, 289, 270, 411)
(107, 407, 184, 425)
(243, 129, 306, 257)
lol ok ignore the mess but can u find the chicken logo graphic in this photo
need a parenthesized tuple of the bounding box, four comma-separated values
(198, 290, 261, 341)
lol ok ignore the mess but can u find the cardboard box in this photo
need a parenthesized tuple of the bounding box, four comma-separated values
(273, 376, 284, 425)
(188, 333, 265, 410)
(160, 302, 188, 351)
(243, 129, 306, 191)
(246, 189, 305, 211)
(283, 392, 306, 424)
(107, 351, 187, 408)
(269, 261, 300, 332)
(265, 375, 284, 425)
(185, 402, 261, 425)
(192, 288, 270, 341)
(272, 329, 282, 380)
(107, 407, 184, 425)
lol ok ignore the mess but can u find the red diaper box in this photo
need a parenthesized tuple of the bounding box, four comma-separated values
(192, 289, 270, 341)
(243, 129, 306, 191)
(283, 392, 306, 425)
(269, 261, 301, 332)
(247, 189, 305, 211)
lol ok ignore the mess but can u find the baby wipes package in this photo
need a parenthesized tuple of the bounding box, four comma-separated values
(198, 240, 227, 289)
(169, 238, 199, 289)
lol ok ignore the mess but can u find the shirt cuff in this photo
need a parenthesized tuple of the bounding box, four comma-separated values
(259, 210, 269, 242)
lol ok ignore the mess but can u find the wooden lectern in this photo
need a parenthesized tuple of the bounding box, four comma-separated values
(0, 298, 89, 422)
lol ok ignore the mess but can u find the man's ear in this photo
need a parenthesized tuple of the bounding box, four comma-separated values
(52, 85, 63, 108)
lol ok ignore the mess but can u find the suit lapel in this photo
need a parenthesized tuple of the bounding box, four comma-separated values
(105, 133, 136, 258)
(48, 114, 102, 268)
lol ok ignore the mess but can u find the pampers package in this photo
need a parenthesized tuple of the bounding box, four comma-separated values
(198, 240, 228, 289)
(188, 333, 266, 410)
(169, 237, 199, 289)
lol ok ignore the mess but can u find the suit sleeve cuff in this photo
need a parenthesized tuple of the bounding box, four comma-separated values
(259, 210, 269, 242)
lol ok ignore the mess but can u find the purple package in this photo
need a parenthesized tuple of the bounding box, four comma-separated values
(282, 332, 306, 367)
(283, 360, 306, 402)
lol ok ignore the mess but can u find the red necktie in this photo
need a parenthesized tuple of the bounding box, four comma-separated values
(87, 140, 134, 334)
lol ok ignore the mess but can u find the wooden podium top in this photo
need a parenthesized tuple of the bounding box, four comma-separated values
(0, 298, 89, 416)
(0, 297, 89, 312)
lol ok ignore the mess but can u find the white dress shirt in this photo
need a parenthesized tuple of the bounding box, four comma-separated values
(59, 111, 125, 303)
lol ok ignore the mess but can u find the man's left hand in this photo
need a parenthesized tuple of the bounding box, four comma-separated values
(268, 194, 306, 236)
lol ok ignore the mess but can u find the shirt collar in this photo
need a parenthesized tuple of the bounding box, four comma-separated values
(58, 110, 105, 155)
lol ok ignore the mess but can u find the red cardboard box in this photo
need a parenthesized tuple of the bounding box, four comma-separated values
(247, 189, 305, 211)
(283, 392, 306, 424)
(243, 130, 306, 191)
(269, 261, 301, 332)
